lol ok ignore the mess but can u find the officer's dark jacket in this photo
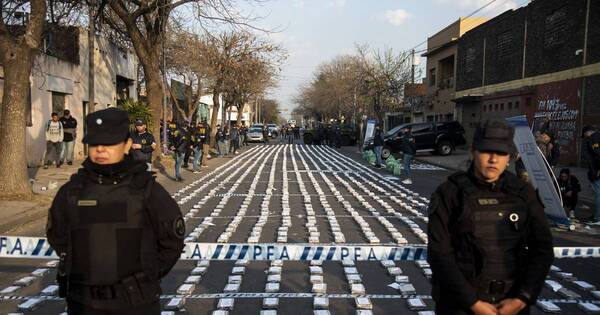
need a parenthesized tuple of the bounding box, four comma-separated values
(168, 128, 189, 153)
(558, 175, 581, 195)
(373, 129, 384, 146)
(46, 157, 184, 306)
(191, 126, 209, 147)
(584, 132, 600, 181)
(399, 132, 416, 155)
(427, 168, 553, 310)
(130, 131, 155, 162)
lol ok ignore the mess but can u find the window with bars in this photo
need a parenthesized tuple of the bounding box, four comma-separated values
(497, 31, 513, 59)
(544, 6, 567, 48)
(465, 47, 476, 73)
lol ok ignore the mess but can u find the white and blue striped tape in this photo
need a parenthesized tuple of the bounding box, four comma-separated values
(1, 293, 599, 305)
(1, 236, 599, 260)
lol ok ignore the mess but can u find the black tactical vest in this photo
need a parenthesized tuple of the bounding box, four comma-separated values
(65, 173, 160, 286)
(450, 173, 530, 302)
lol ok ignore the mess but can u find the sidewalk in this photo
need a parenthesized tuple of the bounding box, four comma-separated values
(414, 149, 597, 218)
(0, 147, 248, 236)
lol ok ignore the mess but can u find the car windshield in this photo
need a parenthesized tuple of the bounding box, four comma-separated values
(385, 124, 406, 136)
(249, 128, 262, 133)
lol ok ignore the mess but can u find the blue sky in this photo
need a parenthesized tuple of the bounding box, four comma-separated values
(238, 0, 528, 117)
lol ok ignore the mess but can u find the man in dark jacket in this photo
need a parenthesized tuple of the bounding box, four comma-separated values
(558, 168, 581, 219)
(230, 124, 240, 155)
(130, 118, 156, 171)
(240, 123, 248, 146)
(46, 108, 184, 315)
(262, 126, 269, 145)
(582, 126, 600, 225)
(191, 122, 209, 172)
(428, 119, 553, 315)
(373, 124, 385, 168)
(59, 109, 77, 165)
(168, 122, 188, 182)
(399, 126, 416, 185)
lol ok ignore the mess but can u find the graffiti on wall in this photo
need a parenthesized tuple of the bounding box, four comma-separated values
(535, 98, 579, 147)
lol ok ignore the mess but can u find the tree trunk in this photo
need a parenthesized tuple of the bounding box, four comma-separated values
(0, 48, 35, 197)
(142, 62, 164, 152)
(0, 0, 45, 198)
(209, 90, 220, 148)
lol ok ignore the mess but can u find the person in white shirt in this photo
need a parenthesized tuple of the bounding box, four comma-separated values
(44, 112, 64, 169)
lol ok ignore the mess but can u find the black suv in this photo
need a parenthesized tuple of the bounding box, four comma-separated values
(365, 121, 466, 158)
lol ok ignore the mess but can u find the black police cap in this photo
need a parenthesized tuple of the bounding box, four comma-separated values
(473, 119, 515, 154)
(134, 118, 145, 126)
(82, 108, 130, 145)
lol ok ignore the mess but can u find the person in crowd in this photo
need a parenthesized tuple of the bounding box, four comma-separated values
(168, 122, 188, 182)
(215, 124, 224, 157)
(536, 131, 553, 161)
(428, 119, 554, 315)
(191, 122, 209, 173)
(317, 125, 327, 145)
(230, 124, 240, 155)
(263, 126, 270, 145)
(182, 122, 193, 169)
(201, 122, 211, 166)
(59, 109, 77, 166)
(46, 108, 184, 315)
(240, 123, 248, 147)
(582, 126, 600, 225)
(373, 124, 385, 169)
(130, 118, 156, 171)
(558, 168, 581, 219)
(400, 126, 416, 185)
(223, 125, 231, 156)
(45, 112, 64, 169)
(333, 125, 342, 148)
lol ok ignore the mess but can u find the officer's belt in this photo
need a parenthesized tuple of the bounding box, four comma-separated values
(475, 278, 515, 303)
(70, 272, 151, 304)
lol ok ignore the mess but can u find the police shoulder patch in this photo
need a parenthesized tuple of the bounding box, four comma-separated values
(174, 217, 185, 239)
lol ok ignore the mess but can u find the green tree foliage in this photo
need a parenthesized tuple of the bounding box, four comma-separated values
(118, 99, 153, 130)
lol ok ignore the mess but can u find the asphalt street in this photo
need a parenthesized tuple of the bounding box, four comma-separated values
(0, 143, 599, 314)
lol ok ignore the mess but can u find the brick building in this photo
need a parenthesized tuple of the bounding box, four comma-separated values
(453, 0, 600, 165)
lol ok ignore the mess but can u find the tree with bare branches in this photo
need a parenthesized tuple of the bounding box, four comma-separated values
(197, 30, 283, 148)
(294, 44, 414, 125)
(164, 24, 206, 123)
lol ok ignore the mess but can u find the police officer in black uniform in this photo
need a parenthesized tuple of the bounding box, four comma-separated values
(427, 119, 554, 315)
(46, 108, 185, 315)
(130, 118, 156, 171)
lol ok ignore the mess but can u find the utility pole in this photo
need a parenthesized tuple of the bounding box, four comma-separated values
(88, 1, 95, 114)
(86, 0, 95, 156)
(411, 49, 415, 84)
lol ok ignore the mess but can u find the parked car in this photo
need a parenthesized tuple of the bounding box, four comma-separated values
(247, 127, 265, 142)
(364, 121, 466, 158)
(267, 124, 279, 138)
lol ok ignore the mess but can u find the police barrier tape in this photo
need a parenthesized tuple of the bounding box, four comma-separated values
(1, 293, 599, 305)
(0, 236, 427, 261)
(1, 236, 599, 260)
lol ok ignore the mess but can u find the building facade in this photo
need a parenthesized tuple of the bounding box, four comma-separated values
(454, 0, 600, 165)
(0, 26, 138, 167)
(421, 17, 489, 123)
